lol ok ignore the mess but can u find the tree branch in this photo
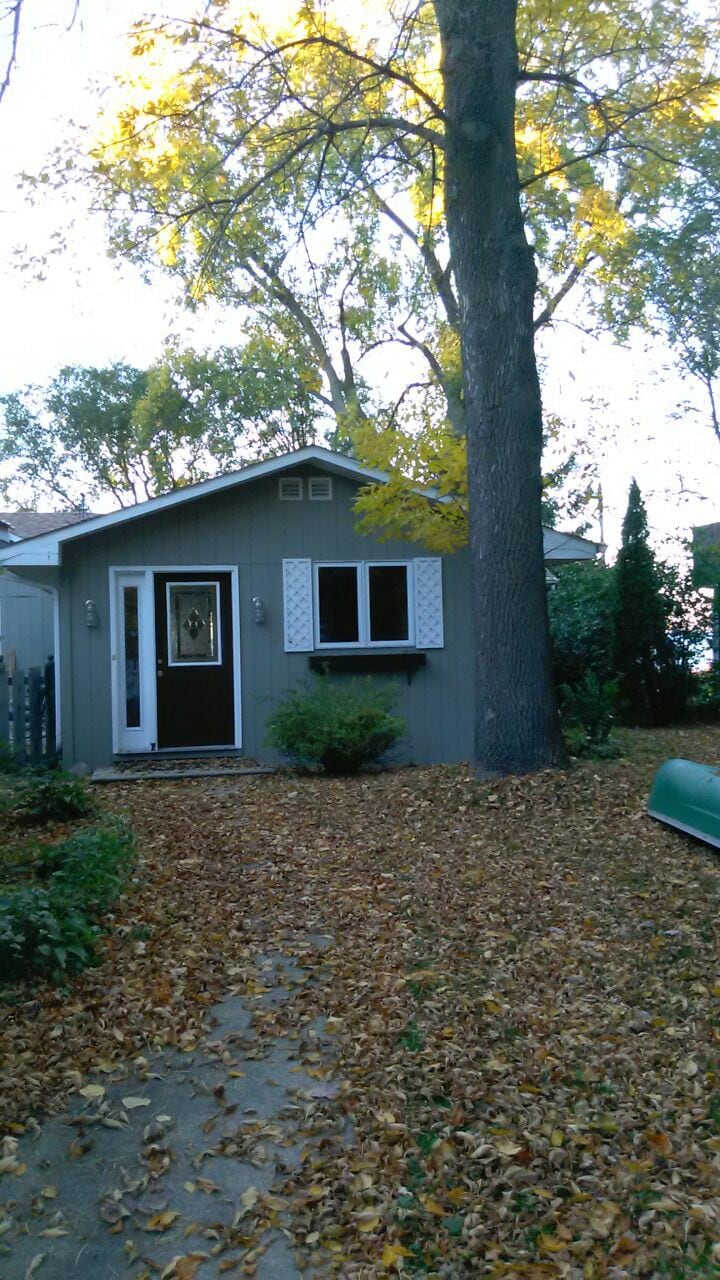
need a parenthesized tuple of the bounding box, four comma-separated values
(386, 379, 433, 429)
(397, 320, 465, 434)
(373, 191, 459, 329)
(518, 66, 613, 136)
(700, 370, 720, 445)
(520, 77, 720, 189)
(534, 255, 594, 329)
(0, 0, 22, 103)
(244, 257, 350, 421)
(189, 20, 446, 124)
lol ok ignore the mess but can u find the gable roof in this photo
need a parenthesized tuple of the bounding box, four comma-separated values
(0, 446, 601, 568)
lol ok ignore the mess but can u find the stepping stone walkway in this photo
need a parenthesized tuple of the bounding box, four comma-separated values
(0, 951, 342, 1279)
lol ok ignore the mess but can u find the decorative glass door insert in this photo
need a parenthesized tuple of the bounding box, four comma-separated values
(167, 582, 221, 665)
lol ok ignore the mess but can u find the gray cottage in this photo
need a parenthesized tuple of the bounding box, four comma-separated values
(0, 447, 599, 770)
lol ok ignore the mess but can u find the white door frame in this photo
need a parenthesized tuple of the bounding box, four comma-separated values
(109, 566, 242, 754)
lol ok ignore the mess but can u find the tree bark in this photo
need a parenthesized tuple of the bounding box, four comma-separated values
(434, 0, 566, 776)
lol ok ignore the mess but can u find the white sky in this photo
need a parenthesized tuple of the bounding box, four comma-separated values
(0, 0, 718, 556)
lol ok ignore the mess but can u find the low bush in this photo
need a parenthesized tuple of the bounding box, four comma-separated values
(0, 888, 99, 979)
(559, 672, 623, 760)
(40, 820, 136, 911)
(12, 771, 95, 825)
(0, 741, 21, 774)
(266, 677, 405, 774)
(0, 819, 136, 981)
(687, 669, 720, 722)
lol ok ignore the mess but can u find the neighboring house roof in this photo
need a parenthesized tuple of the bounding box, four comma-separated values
(0, 510, 88, 539)
(0, 446, 602, 568)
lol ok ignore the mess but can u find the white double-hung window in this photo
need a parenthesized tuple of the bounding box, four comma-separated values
(282, 557, 444, 652)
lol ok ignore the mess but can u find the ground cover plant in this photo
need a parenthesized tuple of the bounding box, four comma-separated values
(0, 770, 135, 980)
(1, 728, 720, 1274)
(10, 771, 95, 825)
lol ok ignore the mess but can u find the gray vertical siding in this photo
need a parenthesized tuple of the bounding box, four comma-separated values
(0, 572, 55, 670)
(58, 468, 475, 768)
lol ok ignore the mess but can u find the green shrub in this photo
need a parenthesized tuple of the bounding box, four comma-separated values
(265, 677, 405, 773)
(12, 771, 95, 825)
(548, 562, 617, 687)
(0, 819, 136, 981)
(42, 820, 136, 912)
(0, 887, 98, 979)
(559, 673, 623, 759)
(687, 669, 720, 722)
(0, 741, 21, 774)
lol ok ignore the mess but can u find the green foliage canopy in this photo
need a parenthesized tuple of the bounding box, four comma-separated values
(0, 345, 322, 507)
(33, 0, 719, 529)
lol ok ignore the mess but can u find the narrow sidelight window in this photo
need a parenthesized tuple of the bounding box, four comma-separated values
(368, 565, 409, 642)
(123, 585, 141, 728)
(317, 566, 359, 643)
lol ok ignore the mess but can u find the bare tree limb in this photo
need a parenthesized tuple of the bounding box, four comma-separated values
(533, 256, 594, 330)
(0, 0, 22, 103)
(243, 256, 351, 420)
(373, 191, 459, 330)
(397, 319, 465, 433)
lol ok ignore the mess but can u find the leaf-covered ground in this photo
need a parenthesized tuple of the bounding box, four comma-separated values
(3, 726, 720, 1276)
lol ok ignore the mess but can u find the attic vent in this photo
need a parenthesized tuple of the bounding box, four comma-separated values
(279, 477, 303, 501)
(308, 476, 333, 501)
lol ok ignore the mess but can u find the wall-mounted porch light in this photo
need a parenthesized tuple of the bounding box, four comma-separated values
(85, 599, 100, 628)
(251, 596, 267, 624)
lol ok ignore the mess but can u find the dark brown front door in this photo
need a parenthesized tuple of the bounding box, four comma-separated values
(154, 572, 235, 749)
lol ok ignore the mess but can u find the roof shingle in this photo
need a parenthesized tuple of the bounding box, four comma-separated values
(0, 511, 89, 539)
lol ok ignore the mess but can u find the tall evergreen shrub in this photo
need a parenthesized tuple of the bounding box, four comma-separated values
(612, 480, 686, 722)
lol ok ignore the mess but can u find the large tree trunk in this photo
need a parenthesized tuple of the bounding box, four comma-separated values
(434, 0, 566, 777)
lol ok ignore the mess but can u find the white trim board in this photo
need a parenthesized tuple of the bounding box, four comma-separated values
(0, 445, 602, 568)
(109, 566, 242, 755)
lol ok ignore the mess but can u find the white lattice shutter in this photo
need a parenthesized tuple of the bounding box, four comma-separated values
(413, 558, 444, 649)
(283, 559, 314, 652)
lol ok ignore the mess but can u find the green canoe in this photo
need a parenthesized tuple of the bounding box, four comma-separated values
(648, 757, 720, 849)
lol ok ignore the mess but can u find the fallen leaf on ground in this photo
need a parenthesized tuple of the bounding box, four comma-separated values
(79, 1084, 105, 1101)
(4, 727, 720, 1277)
(144, 1211, 180, 1232)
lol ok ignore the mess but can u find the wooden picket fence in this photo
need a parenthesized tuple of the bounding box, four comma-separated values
(0, 659, 56, 766)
